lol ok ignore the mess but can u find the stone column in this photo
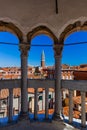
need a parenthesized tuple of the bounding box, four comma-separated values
(69, 90, 73, 124)
(53, 44, 63, 120)
(0, 89, 1, 111)
(81, 92, 86, 127)
(45, 87, 49, 119)
(34, 88, 38, 120)
(8, 88, 13, 122)
(19, 43, 30, 119)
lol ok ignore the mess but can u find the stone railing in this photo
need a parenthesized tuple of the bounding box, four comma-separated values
(27, 79, 55, 119)
(0, 79, 87, 127)
(61, 80, 87, 127)
(0, 79, 55, 123)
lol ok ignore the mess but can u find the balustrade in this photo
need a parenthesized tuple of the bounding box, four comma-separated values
(0, 79, 87, 128)
(62, 80, 87, 127)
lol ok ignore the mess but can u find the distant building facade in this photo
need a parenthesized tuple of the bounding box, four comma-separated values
(0, 51, 81, 80)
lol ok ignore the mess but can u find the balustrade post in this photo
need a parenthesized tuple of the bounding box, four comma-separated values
(8, 88, 13, 122)
(45, 88, 49, 119)
(81, 92, 86, 127)
(18, 96, 21, 113)
(69, 90, 73, 124)
(34, 88, 38, 120)
(42, 90, 45, 110)
(19, 42, 30, 120)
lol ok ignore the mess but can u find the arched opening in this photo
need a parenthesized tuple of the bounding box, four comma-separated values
(27, 26, 60, 80)
(0, 31, 21, 123)
(61, 27, 87, 123)
(28, 34, 55, 120)
(27, 26, 57, 120)
(0, 21, 23, 42)
(63, 30, 87, 66)
(29, 34, 54, 67)
(0, 32, 20, 68)
(27, 26, 58, 80)
(59, 21, 87, 80)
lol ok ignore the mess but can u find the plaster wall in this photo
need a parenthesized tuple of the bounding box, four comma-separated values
(0, 0, 86, 38)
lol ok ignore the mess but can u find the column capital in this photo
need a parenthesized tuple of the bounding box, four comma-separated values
(53, 44, 63, 57)
(19, 43, 30, 57)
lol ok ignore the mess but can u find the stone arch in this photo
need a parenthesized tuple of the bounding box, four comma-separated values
(27, 25, 58, 44)
(59, 20, 87, 44)
(27, 25, 64, 56)
(0, 21, 23, 42)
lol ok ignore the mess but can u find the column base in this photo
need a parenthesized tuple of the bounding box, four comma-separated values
(68, 122, 73, 126)
(18, 111, 29, 121)
(81, 124, 86, 128)
(53, 112, 63, 121)
(44, 118, 52, 123)
(8, 118, 13, 123)
(34, 117, 38, 121)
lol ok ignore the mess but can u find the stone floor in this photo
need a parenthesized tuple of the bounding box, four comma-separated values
(0, 120, 80, 130)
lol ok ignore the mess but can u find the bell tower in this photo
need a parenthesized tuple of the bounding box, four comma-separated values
(41, 50, 45, 68)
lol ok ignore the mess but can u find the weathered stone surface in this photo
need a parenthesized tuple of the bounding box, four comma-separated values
(0, 120, 79, 130)
(0, 0, 86, 41)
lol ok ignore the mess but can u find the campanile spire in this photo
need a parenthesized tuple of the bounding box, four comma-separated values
(41, 50, 45, 68)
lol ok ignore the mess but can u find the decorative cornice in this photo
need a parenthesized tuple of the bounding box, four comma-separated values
(59, 21, 87, 44)
(0, 21, 23, 42)
(27, 26, 58, 43)
(19, 43, 30, 57)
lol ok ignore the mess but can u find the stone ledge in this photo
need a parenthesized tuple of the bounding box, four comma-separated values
(0, 120, 79, 130)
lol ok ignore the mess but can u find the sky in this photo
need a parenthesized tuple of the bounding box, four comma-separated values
(0, 31, 87, 67)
